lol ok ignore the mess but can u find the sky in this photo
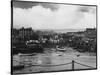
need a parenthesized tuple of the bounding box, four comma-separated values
(13, 1, 97, 30)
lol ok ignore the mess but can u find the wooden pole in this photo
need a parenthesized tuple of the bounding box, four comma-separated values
(72, 60, 74, 70)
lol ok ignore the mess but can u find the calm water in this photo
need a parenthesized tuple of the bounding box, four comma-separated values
(13, 47, 96, 73)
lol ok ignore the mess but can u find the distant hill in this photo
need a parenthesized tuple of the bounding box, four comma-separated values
(39, 29, 86, 33)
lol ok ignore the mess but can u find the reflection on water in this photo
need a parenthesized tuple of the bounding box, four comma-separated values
(13, 47, 96, 73)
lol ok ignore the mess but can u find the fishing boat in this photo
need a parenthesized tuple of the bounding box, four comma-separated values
(56, 46, 66, 52)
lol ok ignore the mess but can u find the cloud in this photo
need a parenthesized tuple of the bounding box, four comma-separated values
(13, 3, 96, 29)
(13, 1, 38, 9)
(13, 1, 59, 11)
(77, 6, 96, 14)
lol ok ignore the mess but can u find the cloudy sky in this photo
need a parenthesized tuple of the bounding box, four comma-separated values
(13, 1, 96, 30)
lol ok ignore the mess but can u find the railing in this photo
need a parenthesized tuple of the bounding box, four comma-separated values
(74, 61, 95, 69)
(13, 59, 96, 72)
